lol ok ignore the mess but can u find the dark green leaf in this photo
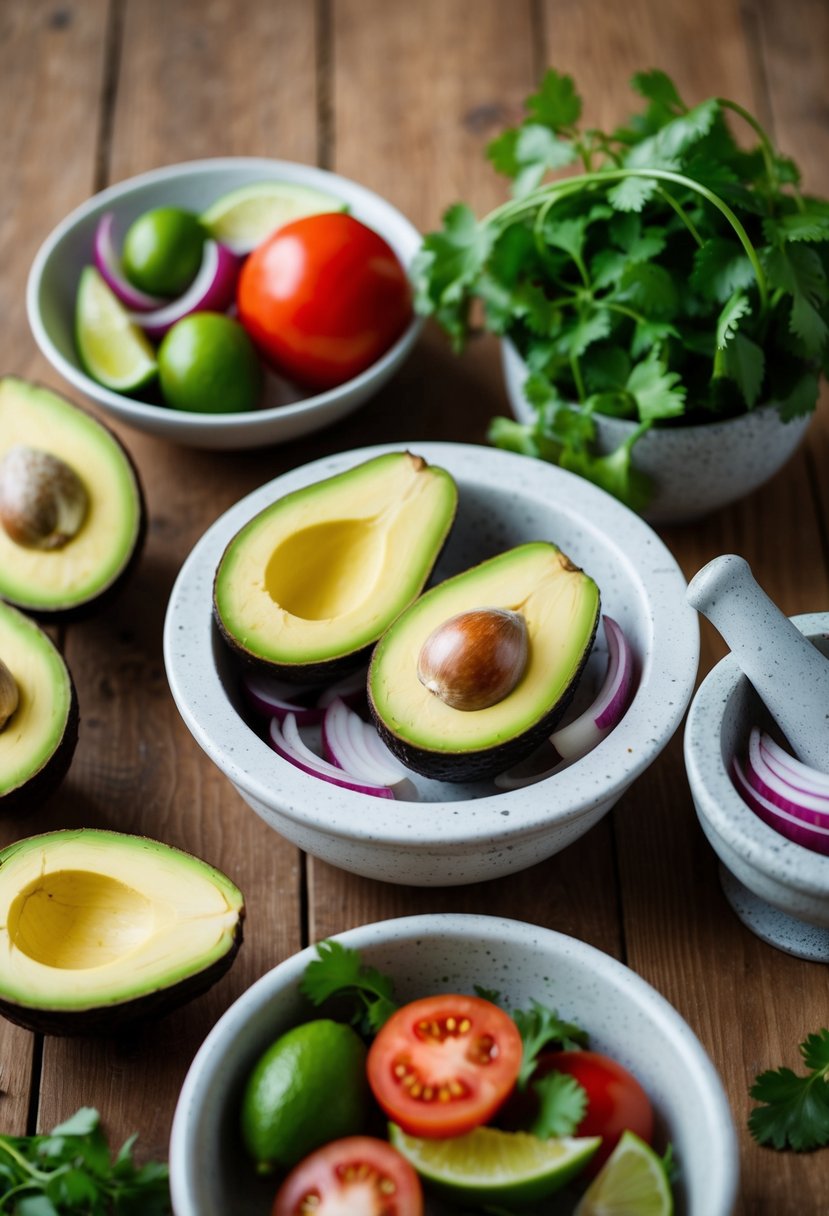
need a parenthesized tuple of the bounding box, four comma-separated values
(591, 248, 627, 289)
(558, 310, 613, 358)
(559, 428, 654, 511)
(631, 319, 681, 357)
(300, 939, 398, 1034)
(776, 371, 820, 421)
(529, 1072, 589, 1139)
(765, 245, 828, 356)
(543, 216, 588, 262)
(765, 210, 829, 244)
(526, 68, 582, 130)
(627, 351, 686, 421)
(715, 290, 751, 349)
(512, 1001, 589, 1088)
(624, 98, 720, 168)
(618, 263, 680, 318)
(723, 333, 765, 408)
(630, 69, 684, 111)
(692, 238, 756, 302)
(583, 344, 632, 391)
(749, 1029, 829, 1150)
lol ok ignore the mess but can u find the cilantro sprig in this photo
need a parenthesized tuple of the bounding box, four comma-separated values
(0, 1107, 170, 1215)
(299, 939, 399, 1035)
(413, 67, 829, 510)
(749, 1028, 829, 1151)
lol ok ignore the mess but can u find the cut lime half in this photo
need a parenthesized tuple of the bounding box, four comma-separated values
(389, 1123, 600, 1206)
(75, 267, 158, 393)
(200, 180, 346, 254)
(574, 1131, 673, 1216)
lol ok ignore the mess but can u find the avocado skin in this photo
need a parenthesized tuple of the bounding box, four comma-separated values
(0, 915, 244, 1036)
(369, 610, 599, 783)
(0, 678, 79, 814)
(0, 380, 147, 622)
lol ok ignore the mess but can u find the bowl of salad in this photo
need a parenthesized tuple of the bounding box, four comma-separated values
(26, 158, 422, 450)
(169, 914, 738, 1216)
(163, 439, 699, 886)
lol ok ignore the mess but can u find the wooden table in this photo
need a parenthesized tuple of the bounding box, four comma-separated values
(1, 2, 827, 1212)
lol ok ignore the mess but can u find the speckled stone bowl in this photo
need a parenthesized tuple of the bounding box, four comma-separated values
(502, 339, 811, 525)
(169, 914, 738, 1216)
(684, 613, 829, 961)
(163, 441, 699, 886)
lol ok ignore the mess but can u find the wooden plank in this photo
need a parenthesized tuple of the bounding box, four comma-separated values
(0, 0, 111, 1136)
(29, 0, 318, 1158)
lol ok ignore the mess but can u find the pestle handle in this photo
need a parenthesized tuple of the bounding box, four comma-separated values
(687, 554, 829, 774)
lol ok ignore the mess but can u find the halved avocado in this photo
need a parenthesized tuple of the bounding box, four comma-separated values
(0, 377, 146, 618)
(0, 829, 245, 1034)
(368, 542, 600, 782)
(214, 451, 458, 683)
(0, 600, 78, 811)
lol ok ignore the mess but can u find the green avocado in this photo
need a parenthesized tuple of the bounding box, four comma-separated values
(0, 378, 145, 618)
(0, 829, 245, 1034)
(0, 600, 78, 811)
(368, 542, 600, 782)
(214, 451, 458, 683)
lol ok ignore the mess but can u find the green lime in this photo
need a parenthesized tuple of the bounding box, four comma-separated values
(389, 1123, 601, 1206)
(157, 312, 262, 413)
(75, 266, 158, 393)
(121, 207, 205, 296)
(574, 1131, 673, 1216)
(240, 1019, 369, 1174)
(200, 181, 345, 254)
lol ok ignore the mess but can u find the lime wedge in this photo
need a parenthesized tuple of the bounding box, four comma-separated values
(75, 267, 157, 393)
(389, 1123, 600, 1205)
(200, 181, 346, 254)
(574, 1131, 673, 1216)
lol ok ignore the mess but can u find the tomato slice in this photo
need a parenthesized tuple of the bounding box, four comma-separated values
(535, 1050, 654, 1172)
(272, 1136, 422, 1216)
(366, 994, 523, 1139)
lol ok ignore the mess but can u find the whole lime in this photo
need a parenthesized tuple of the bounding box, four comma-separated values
(157, 312, 262, 413)
(122, 207, 205, 296)
(240, 1019, 369, 1174)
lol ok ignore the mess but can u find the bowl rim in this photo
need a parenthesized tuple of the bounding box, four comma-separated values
(163, 440, 700, 846)
(169, 913, 739, 1216)
(684, 611, 829, 889)
(25, 156, 424, 431)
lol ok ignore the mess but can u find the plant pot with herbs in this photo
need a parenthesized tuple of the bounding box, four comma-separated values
(413, 69, 829, 524)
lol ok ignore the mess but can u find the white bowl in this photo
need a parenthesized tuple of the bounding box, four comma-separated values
(163, 441, 699, 886)
(169, 914, 738, 1216)
(684, 612, 829, 961)
(502, 339, 811, 525)
(26, 158, 423, 450)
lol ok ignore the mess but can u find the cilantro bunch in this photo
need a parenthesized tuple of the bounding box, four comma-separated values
(413, 68, 829, 509)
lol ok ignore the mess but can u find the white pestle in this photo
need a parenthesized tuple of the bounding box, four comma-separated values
(687, 554, 829, 774)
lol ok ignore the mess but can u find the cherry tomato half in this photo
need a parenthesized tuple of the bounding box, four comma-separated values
(536, 1050, 654, 1172)
(366, 994, 523, 1139)
(237, 212, 413, 390)
(272, 1136, 422, 1216)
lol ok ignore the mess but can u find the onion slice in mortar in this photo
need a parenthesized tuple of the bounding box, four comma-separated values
(744, 727, 829, 825)
(241, 669, 323, 725)
(269, 713, 394, 799)
(322, 698, 417, 799)
(759, 732, 829, 796)
(93, 212, 167, 312)
(129, 239, 240, 340)
(733, 755, 829, 855)
(550, 615, 635, 761)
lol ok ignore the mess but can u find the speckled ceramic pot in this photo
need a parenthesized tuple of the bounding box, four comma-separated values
(163, 441, 698, 886)
(684, 613, 829, 961)
(502, 339, 811, 525)
(169, 914, 738, 1216)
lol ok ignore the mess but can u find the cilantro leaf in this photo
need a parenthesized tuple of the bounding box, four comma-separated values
(300, 939, 398, 1033)
(631, 69, 685, 111)
(749, 1029, 829, 1150)
(715, 290, 751, 349)
(692, 237, 756, 303)
(776, 370, 820, 421)
(607, 174, 660, 213)
(512, 1000, 589, 1089)
(529, 1072, 589, 1139)
(765, 245, 829, 356)
(765, 208, 829, 245)
(618, 262, 680, 318)
(723, 332, 765, 408)
(411, 204, 494, 347)
(526, 68, 583, 130)
(627, 350, 686, 422)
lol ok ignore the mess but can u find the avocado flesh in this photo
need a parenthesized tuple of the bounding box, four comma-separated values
(0, 601, 78, 809)
(369, 542, 600, 782)
(214, 452, 458, 681)
(0, 378, 144, 616)
(0, 829, 244, 1034)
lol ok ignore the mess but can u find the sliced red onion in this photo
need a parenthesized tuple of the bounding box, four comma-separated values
(550, 616, 635, 761)
(316, 665, 368, 709)
(269, 713, 394, 799)
(241, 668, 323, 725)
(759, 732, 829, 796)
(746, 727, 829, 824)
(322, 698, 418, 799)
(129, 239, 240, 340)
(93, 212, 166, 312)
(733, 756, 829, 855)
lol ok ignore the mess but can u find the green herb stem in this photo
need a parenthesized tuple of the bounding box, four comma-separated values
(717, 97, 778, 193)
(653, 186, 705, 247)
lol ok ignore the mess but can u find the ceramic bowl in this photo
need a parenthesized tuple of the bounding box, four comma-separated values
(169, 914, 738, 1216)
(684, 611, 829, 961)
(26, 158, 423, 450)
(502, 339, 811, 525)
(163, 440, 699, 886)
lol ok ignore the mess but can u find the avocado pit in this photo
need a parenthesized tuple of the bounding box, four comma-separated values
(417, 607, 529, 712)
(0, 658, 18, 731)
(0, 445, 88, 550)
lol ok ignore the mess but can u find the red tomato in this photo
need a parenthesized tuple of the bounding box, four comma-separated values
(272, 1136, 422, 1216)
(537, 1050, 654, 1172)
(366, 994, 523, 1139)
(237, 212, 413, 389)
